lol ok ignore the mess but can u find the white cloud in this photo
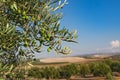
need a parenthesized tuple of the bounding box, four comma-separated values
(110, 40, 120, 48)
(96, 40, 120, 52)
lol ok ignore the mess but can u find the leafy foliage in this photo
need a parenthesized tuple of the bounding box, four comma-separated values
(0, 0, 77, 79)
(14, 69, 26, 79)
(90, 62, 112, 77)
(58, 63, 78, 79)
(79, 64, 90, 77)
(0, 64, 14, 79)
(28, 67, 60, 79)
(104, 59, 120, 72)
(43, 67, 60, 79)
(110, 61, 120, 72)
(106, 72, 115, 80)
(0, 0, 77, 65)
(28, 67, 43, 78)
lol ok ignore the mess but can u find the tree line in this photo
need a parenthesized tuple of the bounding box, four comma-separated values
(3, 59, 120, 80)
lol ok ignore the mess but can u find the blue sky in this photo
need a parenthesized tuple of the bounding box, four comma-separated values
(36, 0, 120, 58)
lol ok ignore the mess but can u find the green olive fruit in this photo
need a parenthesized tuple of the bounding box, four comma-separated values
(18, 9, 21, 13)
(22, 11, 26, 15)
(47, 48, 51, 52)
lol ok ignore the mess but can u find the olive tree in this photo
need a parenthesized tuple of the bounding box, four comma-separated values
(90, 62, 112, 77)
(79, 64, 90, 77)
(0, 0, 77, 65)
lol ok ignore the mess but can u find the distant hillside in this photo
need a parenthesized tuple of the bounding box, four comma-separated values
(74, 52, 120, 59)
(107, 55, 120, 60)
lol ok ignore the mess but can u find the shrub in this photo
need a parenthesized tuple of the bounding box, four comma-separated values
(28, 67, 60, 79)
(42, 67, 59, 79)
(110, 61, 120, 72)
(66, 63, 79, 75)
(59, 64, 78, 79)
(28, 67, 43, 78)
(106, 72, 115, 80)
(103, 59, 112, 66)
(79, 64, 90, 77)
(90, 62, 112, 77)
(59, 67, 71, 79)
(14, 69, 26, 79)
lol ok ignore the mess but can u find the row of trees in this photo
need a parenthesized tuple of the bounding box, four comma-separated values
(27, 63, 113, 79)
(9, 60, 120, 80)
(104, 59, 120, 73)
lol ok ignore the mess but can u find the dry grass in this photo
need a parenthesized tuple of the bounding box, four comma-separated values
(40, 57, 101, 63)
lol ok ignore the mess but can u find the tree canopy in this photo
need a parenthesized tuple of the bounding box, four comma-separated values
(0, 0, 77, 65)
